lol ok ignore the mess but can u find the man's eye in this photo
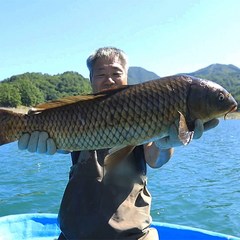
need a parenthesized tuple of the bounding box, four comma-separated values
(113, 72, 122, 77)
(97, 74, 105, 77)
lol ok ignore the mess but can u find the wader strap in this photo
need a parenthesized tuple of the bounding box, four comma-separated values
(71, 151, 81, 165)
(133, 145, 147, 175)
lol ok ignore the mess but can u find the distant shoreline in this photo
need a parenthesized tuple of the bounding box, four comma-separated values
(225, 112, 240, 119)
(0, 106, 30, 114)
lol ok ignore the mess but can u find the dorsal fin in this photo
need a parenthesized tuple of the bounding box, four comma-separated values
(29, 85, 130, 114)
(32, 95, 104, 111)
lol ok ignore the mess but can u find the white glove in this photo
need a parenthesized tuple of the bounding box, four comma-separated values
(155, 118, 219, 149)
(18, 131, 57, 155)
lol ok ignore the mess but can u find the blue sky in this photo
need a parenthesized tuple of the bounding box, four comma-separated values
(1, 0, 240, 80)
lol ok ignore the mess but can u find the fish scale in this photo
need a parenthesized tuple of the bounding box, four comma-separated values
(0, 75, 237, 153)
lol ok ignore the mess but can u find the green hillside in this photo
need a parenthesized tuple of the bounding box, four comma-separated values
(0, 72, 91, 107)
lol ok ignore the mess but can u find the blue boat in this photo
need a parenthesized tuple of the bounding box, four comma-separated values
(0, 213, 239, 240)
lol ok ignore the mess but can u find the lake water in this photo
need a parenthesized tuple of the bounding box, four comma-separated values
(0, 120, 239, 237)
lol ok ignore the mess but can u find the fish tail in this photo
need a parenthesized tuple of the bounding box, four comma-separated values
(0, 109, 24, 146)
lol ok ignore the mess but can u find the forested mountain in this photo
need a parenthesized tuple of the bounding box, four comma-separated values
(0, 72, 91, 107)
(187, 64, 240, 106)
(0, 64, 239, 107)
(128, 66, 159, 84)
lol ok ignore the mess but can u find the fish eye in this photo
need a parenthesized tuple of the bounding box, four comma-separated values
(218, 93, 225, 101)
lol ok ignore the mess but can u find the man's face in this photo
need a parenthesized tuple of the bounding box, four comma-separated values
(91, 57, 128, 93)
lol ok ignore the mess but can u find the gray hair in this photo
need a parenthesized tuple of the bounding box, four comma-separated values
(86, 47, 128, 79)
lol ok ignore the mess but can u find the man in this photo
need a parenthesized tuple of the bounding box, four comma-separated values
(19, 47, 219, 239)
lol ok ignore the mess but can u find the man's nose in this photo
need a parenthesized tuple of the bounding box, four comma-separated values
(105, 75, 115, 83)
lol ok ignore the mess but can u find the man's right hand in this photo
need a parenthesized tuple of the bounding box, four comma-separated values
(18, 131, 57, 155)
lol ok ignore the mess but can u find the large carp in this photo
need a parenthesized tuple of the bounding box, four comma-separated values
(0, 75, 237, 164)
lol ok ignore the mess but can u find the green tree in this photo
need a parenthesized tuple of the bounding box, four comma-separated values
(0, 84, 22, 107)
(56, 72, 91, 97)
(14, 79, 45, 106)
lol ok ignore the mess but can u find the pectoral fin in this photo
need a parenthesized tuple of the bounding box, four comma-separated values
(178, 111, 194, 145)
(104, 145, 136, 170)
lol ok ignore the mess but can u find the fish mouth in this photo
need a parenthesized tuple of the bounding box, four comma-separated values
(224, 105, 238, 119)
